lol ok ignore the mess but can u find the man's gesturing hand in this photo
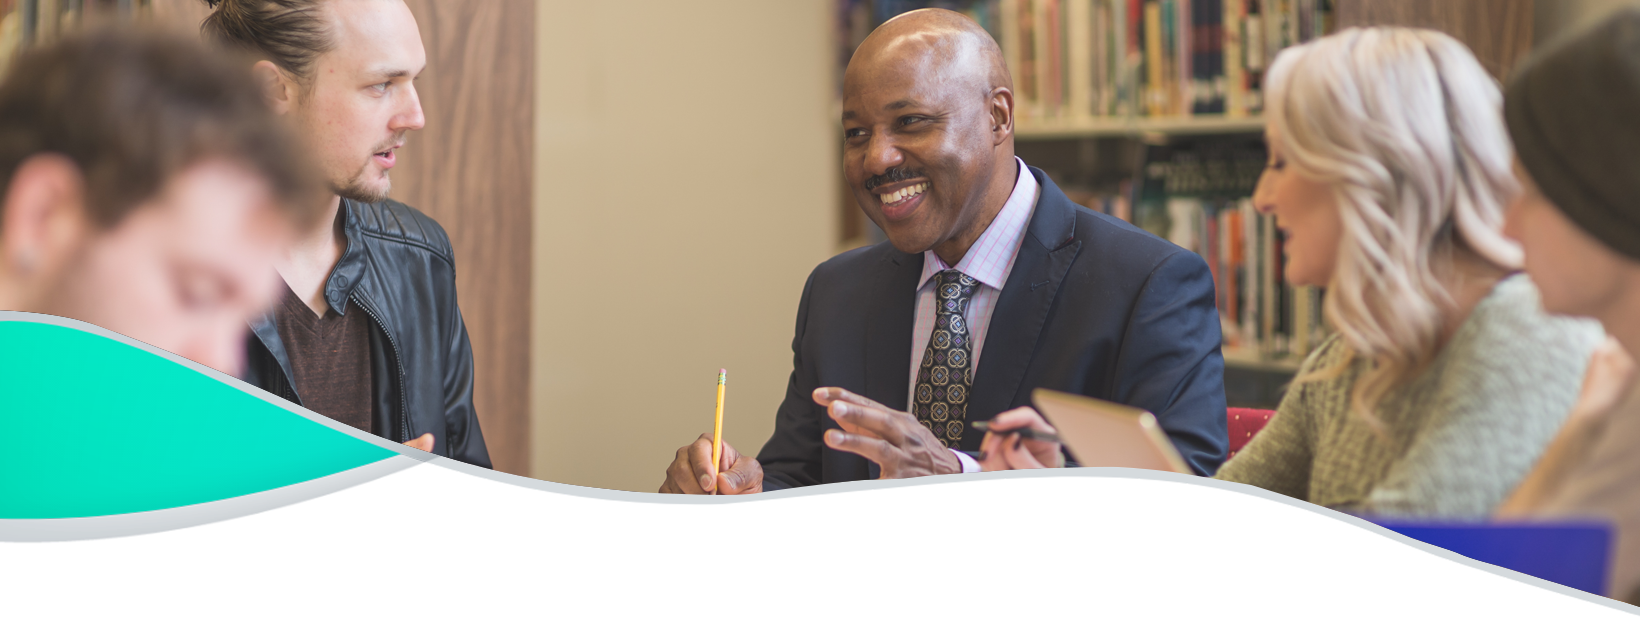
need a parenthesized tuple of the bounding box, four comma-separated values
(350, 433, 485, 544)
(815, 387, 961, 479)
(659, 433, 763, 495)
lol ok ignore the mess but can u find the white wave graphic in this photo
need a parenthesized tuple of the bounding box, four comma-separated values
(9, 311, 1626, 620)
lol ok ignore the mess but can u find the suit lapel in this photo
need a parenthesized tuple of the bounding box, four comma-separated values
(861, 247, 921, 480)
(863, 249, 922, 412)
(962, 168, 1082, 451)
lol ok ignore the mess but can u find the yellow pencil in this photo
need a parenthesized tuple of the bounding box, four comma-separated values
(712, 369, 726, 494)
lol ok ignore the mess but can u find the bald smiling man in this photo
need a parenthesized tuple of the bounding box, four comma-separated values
(661, 9, 1227, 494)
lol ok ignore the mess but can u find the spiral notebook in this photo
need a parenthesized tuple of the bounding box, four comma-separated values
(672, 518, 1029, 567)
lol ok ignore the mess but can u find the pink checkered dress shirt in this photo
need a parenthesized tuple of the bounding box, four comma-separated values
(910, 158, 1039, 470)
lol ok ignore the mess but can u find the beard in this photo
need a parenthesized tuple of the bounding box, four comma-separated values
(332, 133, 406, 204)
(333, 168, 392, 204)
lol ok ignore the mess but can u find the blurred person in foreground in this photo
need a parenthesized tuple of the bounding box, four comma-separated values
(978, 28, 1603, 519)
(198, 0, 488, 464)
(661, 8, 1228, 494)
(0, 28, 317, 376)
(1495, 8, 1640, 603)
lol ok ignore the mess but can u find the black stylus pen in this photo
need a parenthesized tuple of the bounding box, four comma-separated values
(970, 420, 1061, 444)
(391, 472, 498, 531)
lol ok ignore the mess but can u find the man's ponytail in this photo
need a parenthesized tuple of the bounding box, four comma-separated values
(198, 0, 333, 85)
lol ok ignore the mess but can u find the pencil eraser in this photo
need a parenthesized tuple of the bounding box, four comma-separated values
(764, 567, 826, 587)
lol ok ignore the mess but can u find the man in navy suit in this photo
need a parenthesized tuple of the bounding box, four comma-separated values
(660, 9, 1226, 494)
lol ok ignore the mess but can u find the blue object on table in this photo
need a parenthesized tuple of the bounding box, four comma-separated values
(1259, 512, 1607, 620)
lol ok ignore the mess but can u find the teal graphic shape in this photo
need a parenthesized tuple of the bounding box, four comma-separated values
(0, 321, 394, 519)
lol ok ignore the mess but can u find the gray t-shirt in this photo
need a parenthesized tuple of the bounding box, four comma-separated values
(0, 544, 38, 620)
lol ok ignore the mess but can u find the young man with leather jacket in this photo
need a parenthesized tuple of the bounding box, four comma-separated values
(201, 0, 491, 467)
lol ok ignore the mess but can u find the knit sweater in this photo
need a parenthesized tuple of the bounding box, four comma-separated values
(1214, 274, 1603, 518)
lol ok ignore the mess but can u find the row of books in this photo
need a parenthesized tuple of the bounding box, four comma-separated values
(835, 0, 1334, 124)
(0, 0, 152, 75)
(1066, 143, 1327, 361)
(1002, 0, 1334, 123)
(1177, 196, 1327, 359)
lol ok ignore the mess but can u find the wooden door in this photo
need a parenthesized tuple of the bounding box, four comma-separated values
(146, 0, 535, 476)
(391, 0, 533, 476)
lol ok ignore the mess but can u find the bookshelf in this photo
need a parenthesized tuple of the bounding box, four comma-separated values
(836, 0, 1330, 401)
(1016, 113, 1265, 139)
(833, 0, 1537, 406)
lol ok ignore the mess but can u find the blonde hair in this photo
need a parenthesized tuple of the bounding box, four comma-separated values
(1265, 27, 1521, 426)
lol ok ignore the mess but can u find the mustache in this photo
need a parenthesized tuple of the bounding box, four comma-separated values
(863, 167, 925, 192)
(371, 131, 409, 154)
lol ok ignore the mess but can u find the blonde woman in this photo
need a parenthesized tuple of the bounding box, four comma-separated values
(979, 27, 1602, 518)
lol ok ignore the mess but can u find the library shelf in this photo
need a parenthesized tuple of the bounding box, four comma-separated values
(1223, 345, 1303, 373)
(1016, 114, 1266, 140)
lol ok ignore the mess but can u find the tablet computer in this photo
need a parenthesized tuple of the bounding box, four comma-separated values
(1031, 388, 1192, 474)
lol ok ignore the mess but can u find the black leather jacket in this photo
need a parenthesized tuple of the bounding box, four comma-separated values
(243, 199, 492, 468)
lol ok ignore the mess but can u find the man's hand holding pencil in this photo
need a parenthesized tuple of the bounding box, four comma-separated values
(660, 369, 764, 495)
(660, 432, 764, 495)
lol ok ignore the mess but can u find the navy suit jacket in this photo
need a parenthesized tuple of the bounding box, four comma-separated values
(757, 166, 1228, 489)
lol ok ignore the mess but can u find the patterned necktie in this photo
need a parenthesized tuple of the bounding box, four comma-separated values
(914, 269, 978, 448)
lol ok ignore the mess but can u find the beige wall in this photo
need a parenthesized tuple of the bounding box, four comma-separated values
(532, 1, 839, 491)
(1537, 0, 1640, 43)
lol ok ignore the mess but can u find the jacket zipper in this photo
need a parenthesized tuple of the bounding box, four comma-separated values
(353, 295, 411, 443)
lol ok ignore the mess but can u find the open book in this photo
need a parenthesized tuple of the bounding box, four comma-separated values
(678, 518, 1036, 567)
(166, 531, 623, 620)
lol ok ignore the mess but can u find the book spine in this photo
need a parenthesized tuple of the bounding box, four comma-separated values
(1224, 0, 1244, 116)
(1001, 0, 1024, 115)
(1193, 0, 1207, 114)
(1074, 0, 1097, 119)
(1047, 0, 1066, 120)
(1222, 207, 1239, 344)
(1035, 0, 1054, 119)
(1242, 199, 1257, 348)
(1206, 203, 1222, 312)
(1144, 1, 1163, 116)
(1021, 0, 1039, 121)
(1094, 0, 1110, 119)
(1283, 0, 1297, 49)
(1119, 0, 1137, 116)
(1265, 0, 1282, 72)
(1171, 0, 1189, 116)
(1261, 211, 1276, 356)
(1094, 0, 1111, 116)
(1209, 0, 1224, 114)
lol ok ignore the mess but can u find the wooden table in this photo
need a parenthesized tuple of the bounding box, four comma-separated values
(63, 535, 1088, 617)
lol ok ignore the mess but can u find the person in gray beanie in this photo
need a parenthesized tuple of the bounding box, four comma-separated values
(1497, 6, 1640, 604)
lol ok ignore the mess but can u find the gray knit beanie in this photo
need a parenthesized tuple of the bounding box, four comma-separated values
(1505, 7, 1640, 260)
